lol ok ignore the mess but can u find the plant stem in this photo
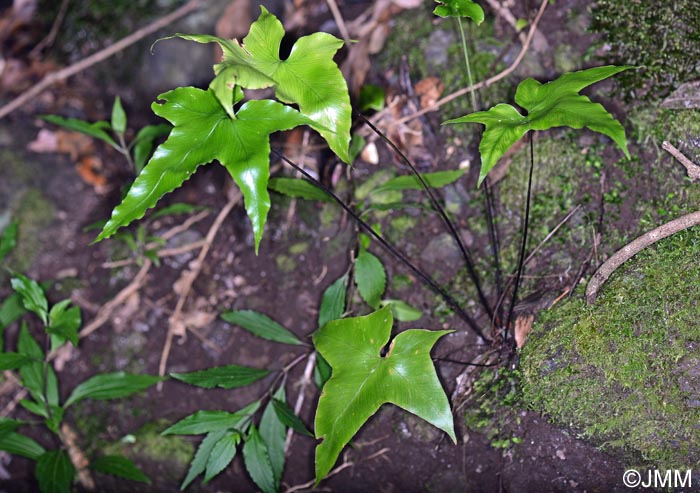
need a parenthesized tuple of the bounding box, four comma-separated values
(358, 114, 494, 323)
(457, 17, 478, 113)
(272, 149, 490, 343)
(483, 178, 504, 324)
(505, 132, 535, 340)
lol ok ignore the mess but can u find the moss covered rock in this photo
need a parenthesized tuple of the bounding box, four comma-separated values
(521, 225, 700, 468)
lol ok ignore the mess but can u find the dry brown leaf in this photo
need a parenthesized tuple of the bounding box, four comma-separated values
(514, 313, 535, 348)
(75, 156, 107, 191)
(415, 77, 444, 109)
(390, 0, 424, 8)
(368, 22, 390, 54)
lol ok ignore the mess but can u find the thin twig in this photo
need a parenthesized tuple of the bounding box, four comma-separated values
(385, 0, 548, 127)
(483, 0, 528, 44)
(0, 0, 203, 119)
(586, 210, 700, 304)
(325, 0, 351, 46)
(101, 239, 207, 268)
(29, 0, 71, 58)
(159, 209, 211, 241)
(158, 187, 242, 386)
(663, 141, 700, 180)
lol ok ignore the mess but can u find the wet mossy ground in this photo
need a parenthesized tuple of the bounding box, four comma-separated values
(520, 226, 700, 469)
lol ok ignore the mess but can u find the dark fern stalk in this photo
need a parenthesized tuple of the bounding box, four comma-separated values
(272, 149, 491, 343)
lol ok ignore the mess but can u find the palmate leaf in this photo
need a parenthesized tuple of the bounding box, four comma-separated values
(96, 87, 315, 251)
(444, 65, 632, 186)
(313, 306, 455, 482)
(177, 7, 351, 163)
(433, 0, 485, 24)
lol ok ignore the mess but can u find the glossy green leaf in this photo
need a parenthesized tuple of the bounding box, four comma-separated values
(243, 425, 276, 493)
(355, 250, 386, 309)
(176, 7, 351, 162)
(204, 431, 241, 483)
(111, 96, 127, 135)
(221, 310, 303, 345)
(64, 372, 162, 408)
(0, 431, 45, 460)
(42, 115, 118, 149)
(444, 66, 632, 185)
(260, 386, 286, 487)
(96, 87, 314, 252)
(171, 364, 269, 389)
(268, 177, 334, 202)
(36, 450, 74, 493)
(132, 123, 171, 173)
(433, 0, 484, 23)
(0, 352, 32, 370)
(372, 169, 467, 194)
(0, 221, 18, 262)
(47, 300, 80, 347)
(163, 401, 260, 435)
(318, 274, 347, 329)
(272, 398, 313, 437)
(181, 430, 226, 490)
(313, 306, 455, 482)
(91, 455, 150, 484)
(381, 299, 424, 322)
(11, 274, 48, 324)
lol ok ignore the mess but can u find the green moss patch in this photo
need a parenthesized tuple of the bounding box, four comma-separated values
(521, 226, 700, 468)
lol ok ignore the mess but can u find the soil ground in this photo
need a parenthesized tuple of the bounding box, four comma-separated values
(0, 0, 695, 491)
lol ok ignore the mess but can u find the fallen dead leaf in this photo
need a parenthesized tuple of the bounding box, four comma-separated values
(514, 313, 534, 348)
(415, 77, 444, 109)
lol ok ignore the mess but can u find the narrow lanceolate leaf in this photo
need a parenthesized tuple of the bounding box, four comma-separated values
(176, 6, 352, 162)
(96, 87, 314, 252)
(64, 372, 162, 408)
(163, 401, 260, 435)
(47, 300, 80, 347)
(171, 364, 269, 389)
(371, 169, 467, 194)
(0, 432, 45, 460)
(260, 386, 286, 488)
(204, 431, 241, 483)
(268, 177, 334, 202)
(381, 299, 424, 322)
(0, 352, 32, 370)
(42, 115, 118, 149)
(433, 0, 485, 24)
(243, 426, 277, 493)
(35, 450, 75, 493)
(111, 96, 127, 135)
(318, 274, 347, 329)
(0, 221, 18, 262)
(272, 398, 313, 437)
(11, 274, 48, 324)
(221, 310, 303, 345)
(444, 65, 632, 186)
(132, 123, 171, 173)
(91, 455, 150, 484)
(181, 430, 226, 490)
(0, 418, 24, 440)
(354, 250, 386, 309)
(313, 306, 455, 482)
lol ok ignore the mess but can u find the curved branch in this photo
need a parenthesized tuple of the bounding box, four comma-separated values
(586, 211, 700, 304)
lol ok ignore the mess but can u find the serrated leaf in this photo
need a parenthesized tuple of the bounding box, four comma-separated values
(36, 450, 74, 493)
(47, 300, 80, 347)
(381, 299, 424, 322)
(163, 401, 260, 435)
(243, 425, 277, 493)
(444, 66, 632, 186)
(0, 221, 18, 262)
(91, 455, 150, 484)
(221, 310, 303, 345)
(42, 115, 118, 149)
(181, 430, 226, 490)
(372, 169, 467, 194)
(204, 431, 240, 483)
(0, 431, 45, 460)
(433, 0, 485, 23)
(260, 386, 286, 487)
(96, 87, 314, 252)
(355, 250, 386, 309)
(111, 96, 127, 135)
(268, 177, 333, 202)
(313, 306, 455, 482)
(11, 274, 48, 324)
(318, 274, 347, 329)
(132, 123, 171, 173)
(64, 372, 162, 408)
(272, 398, 313, 437)
(0, 352, 32, 370)
(171, 364, 269, 389)
(176, 6, 351, 162)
